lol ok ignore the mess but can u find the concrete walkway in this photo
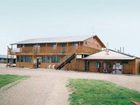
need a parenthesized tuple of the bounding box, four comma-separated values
(0, 67, 140, 105)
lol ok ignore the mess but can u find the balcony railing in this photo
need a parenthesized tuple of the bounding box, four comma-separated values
(9, 48, 21, 55)
(15, 46, 97, 55)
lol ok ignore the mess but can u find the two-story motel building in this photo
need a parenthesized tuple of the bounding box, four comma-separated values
(9, 35, 140, 74)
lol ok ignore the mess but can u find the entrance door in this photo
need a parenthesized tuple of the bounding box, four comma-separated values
(114, 63, 123, 74)
(85, 61, 89, 72)
(36, 57, 41, 68)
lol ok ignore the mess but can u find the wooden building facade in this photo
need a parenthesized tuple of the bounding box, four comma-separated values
(10, 35, 106, 69)
(83, 50, 140, 74)
(10, 35, 140, 74)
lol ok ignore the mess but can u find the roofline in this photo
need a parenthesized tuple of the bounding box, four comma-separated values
(136, 57, 140, 59)
(108, 49, 137, 58)
(10, 35, 106, 49)
(10, 41, 84, 45)
(82, 35, 106, 48)
(83, 58, 135, 61)
(10, 35, 98, 45)
(83, 49, 138, 60)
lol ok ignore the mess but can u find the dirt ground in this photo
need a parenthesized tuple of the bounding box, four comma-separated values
(0, 67, 140, 105)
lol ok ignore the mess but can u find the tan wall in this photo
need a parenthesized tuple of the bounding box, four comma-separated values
(16, 62, 33, 68)
(64, 59, 97, 72)
(123, 61, 134, 74)
(64, 59, 77, 70)
(134, 59, 140, 74)
(123, 59, 140, 74)
(84, 37, 103, 50)
(63, 59, 85, 71)
(89, 61, 97, 72)
(75, 59, 85, 71)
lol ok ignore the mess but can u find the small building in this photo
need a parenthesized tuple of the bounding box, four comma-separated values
(0, 55, 8, 63)
(83, 49, 140, 74)
(0, 55, 16, 65)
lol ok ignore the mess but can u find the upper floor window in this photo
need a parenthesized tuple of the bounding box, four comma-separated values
(72, 42, 79, 48)
(33, 45, 40, 53)
(40, 43, 46, 47)
(48, 43, 57, 49)
(18, 44, 24, 48)
(61, 43, 66, 48)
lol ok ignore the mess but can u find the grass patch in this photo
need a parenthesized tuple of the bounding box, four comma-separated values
(0, 74, 27, 88)
(68, 79, 140, 105)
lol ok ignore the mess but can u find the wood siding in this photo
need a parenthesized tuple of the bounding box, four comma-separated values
(84, 37, 104, 50)
(63, 59, 85, 71)
(84, 59, 140, 74)
(16, 45, 98, 55)
(16, 62, 33, 68)
(11, 37, 105, 70)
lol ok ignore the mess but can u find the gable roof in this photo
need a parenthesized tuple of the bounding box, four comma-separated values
(11, 35, 93, 45)
(84, 49, 136, 60)
(11, 35, 105, 47)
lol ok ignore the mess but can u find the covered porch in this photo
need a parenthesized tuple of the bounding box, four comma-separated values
(84, 49, 140, 74)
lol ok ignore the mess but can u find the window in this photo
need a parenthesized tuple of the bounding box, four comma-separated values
(56, 56, 60, 63)
(26, 56, 32, 62)
(61, 43, 66, 47)
(42, 56, 60, 63)
(40, 43, 46, 47)
(51, 56, 56, 63)
(48, 43, 57, 49)
(33, 45, 40, 54)
(17, 56, 32, 62)
(61, 43, 66, 54)
(42, 56, 50, 63)
(72, 42, 79, 48)
(47, 57, 51, 62)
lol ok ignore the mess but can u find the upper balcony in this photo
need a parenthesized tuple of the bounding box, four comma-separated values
(9, 48, 21, 55)
(11, 45, 98, 55)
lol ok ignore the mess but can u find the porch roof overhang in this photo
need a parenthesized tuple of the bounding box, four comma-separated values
(83, 49, 136, 61)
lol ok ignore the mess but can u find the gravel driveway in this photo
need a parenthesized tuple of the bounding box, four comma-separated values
(0, 67, 140, 105)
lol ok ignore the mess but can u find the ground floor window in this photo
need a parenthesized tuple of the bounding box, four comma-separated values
(95, 61, 101, 72)
(42, 56, 51, 63)
(42, 56, 60, 63)
(17, 56, 32, 62)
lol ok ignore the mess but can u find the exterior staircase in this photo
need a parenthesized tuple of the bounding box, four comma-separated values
(56, 53, 76, 70)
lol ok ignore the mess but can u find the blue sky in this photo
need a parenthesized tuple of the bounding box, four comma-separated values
(0, 0, 140, 56)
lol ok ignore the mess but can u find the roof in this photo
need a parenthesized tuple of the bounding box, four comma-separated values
(11, 35, 105, 46)
(84, 49, 136, 60)
(11, 35, 93, 45)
